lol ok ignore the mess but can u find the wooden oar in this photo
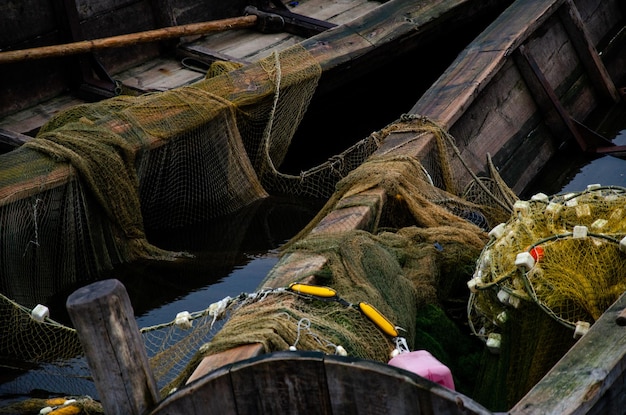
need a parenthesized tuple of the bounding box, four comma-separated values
(0, 14, 258, 64)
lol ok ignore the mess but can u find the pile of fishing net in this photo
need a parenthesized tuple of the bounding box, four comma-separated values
(180, 121, 518, 397)
(0, 107, 517, 413)
(469, 185, 626, 410)
(0, 45, 326, 304)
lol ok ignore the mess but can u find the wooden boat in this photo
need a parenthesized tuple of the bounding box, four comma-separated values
(0, 0, 512, 308)
(4, 0, 626, 413)
(0, 0, 509, 142)
(0, 0, 512, 412)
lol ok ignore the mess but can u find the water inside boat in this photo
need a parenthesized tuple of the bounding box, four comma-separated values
(522, 102, 626, 196)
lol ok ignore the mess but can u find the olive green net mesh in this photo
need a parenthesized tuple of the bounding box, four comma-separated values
(0, 94, 516, 413)
(176, 118, 516, 395)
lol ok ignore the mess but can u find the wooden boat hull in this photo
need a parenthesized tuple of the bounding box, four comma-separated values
(0, 0, 512, 304)
(150, 351, 493, 414)
(380, 0, 626, 195)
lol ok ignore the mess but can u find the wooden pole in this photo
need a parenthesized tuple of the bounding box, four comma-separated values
(67, 279, 159, 415)
(0, 15, 258, 64)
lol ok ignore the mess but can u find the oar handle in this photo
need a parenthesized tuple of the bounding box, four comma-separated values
(0, 14, 258, 64)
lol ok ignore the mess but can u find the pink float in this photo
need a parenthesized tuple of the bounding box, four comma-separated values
(388, 350, 455, 390)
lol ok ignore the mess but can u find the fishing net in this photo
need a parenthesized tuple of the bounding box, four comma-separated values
(468, 185, 626, 410)
(1, 101, 517, 413)
(0, 44, 319, 303)
(180, 117, 516, 394)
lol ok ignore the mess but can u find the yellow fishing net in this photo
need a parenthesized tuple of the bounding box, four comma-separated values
(468, 185, 626, 409)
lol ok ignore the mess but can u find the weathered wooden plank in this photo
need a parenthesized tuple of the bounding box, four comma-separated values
(410, 0, 566, 129)
(325, 354, 493, 414)
(180, 0, 379, 62)
(262, 252, 328, 289)
(151, 363, 238, 414)
(0, 128, 34, 148)
(514, 44, 586, 149)
(157, 352, 495, 414)
(185, 343, 265, 384)
(510, 291, 626, 415)
(0, 0, 58, 46)
(310, 188, 386, 235)
(230, 352, 332, 414)
(115, 57, 203, 91)
(558, 0, 621, 103)
(66, 279, 160, 415)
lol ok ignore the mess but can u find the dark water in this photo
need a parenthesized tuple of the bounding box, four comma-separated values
(522, 103, 626, 197)
(0, 195, 325, 409)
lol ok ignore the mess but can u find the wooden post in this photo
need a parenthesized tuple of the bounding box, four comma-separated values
(66, 279, 160, 415)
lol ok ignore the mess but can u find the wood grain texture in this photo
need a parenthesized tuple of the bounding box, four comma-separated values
(152, 351, 494, 414)
(510, 291, 626, 415)
(67, 279, 160, 415)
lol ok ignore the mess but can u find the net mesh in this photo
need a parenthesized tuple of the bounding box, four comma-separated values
(468, 185, 626, 410)
(0, 93, 516, 412)
(178, 117, 515, 392)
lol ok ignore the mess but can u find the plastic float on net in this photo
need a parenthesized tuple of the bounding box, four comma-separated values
(620, 236, 626, 253)
(31, 304, 50, 323)
(175, 311, 192, 329)
(545, 202, 562, 215)
(357, 302, 399, 338)
(515, 252, 535, 272)
(513, 200, 530, 216)
(591, 219, 608, 231)
(39, 399, 79, 415)
(486, 333, 501, 354)
(529, 245, 544, 262)
(496, 289, 521, 308)
(488, 223, 506, 239)
(572, 225, 588, 239)
(288, 282, 337, 298)
(574, 321, 590, 339)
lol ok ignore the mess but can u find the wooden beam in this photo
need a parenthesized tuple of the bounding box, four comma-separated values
(511, 291, 626, 414)
(559, 0, 621, 104)
(514, 44, 594, 152)
(66, 279, 160, 415)
(0, 128, 34, 148)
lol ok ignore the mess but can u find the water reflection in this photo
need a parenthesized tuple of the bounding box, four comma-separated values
(523, 103, 626, 197)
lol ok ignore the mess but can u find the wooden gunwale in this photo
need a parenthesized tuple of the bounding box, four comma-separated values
(153, 351, 494, 414)
(509, 289, 626, 414)
(183, 0, 626, 412)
